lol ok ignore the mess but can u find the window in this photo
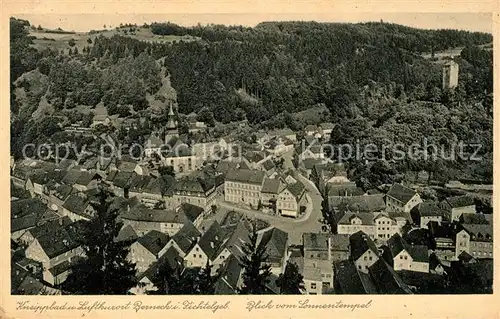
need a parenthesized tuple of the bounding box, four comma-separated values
(195, 247, 199, 251)
(311, 283, 317, 290)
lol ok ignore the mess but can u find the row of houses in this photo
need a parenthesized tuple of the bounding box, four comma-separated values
(223, 168, 307, 217)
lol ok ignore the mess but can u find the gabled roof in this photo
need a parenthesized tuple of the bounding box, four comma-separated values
(215, 255, 243, 294)
(115, 225, 138, 243)
(457, 250, 476, 263)
(11, 198, 48, 232)
(145, 135, 164, 148)
(367, 259, 412, 294)
(62, 192, 93, 217)
(174, 174, 215, 194)
(261, 159, 276, 171)
(215, 161, 239, 175)
(327, 183, 364, 197)
(387, 233, 429, 263)
(412, 201, 449, 218)
(198, 221, 227, 260)
(33, 223, 81, 259)
(337, 194, 386, 213)
(172, 222, 201, 254)
(111, 171, 135, 188)
(303, 233, 329, 250)
(178, 203, 204, 223)
(49, 183, 75, 201)
(137, 230, 170, 256)
(349, 231, 378, 261)
(225, 169, 265, 185)
(300, 158, 324, 170)
(129, 174, 153, 193)
(62, 169, 98, 186)
(120, 205, 188, 224)
(329, 234, 350, 251)
(261, 178, 283, 194)
(460, 213, 490, 225)
(461, 224, 493, 241)
(259, 227, 288, 263)
(444, 196, 475, 208)
(286, 180, 306, 200)
(386, 183, 417, 204)
(338, 212, 375, 226)
(218, 222, 252, 260)
(333, 260, 377, 294)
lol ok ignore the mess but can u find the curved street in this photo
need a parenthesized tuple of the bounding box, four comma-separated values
(213, 172, 325, 245)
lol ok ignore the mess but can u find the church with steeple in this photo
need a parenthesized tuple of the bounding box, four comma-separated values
(165, 101, 179, 143)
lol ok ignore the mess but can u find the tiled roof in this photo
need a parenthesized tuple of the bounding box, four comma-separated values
(115, 225, 138, 243)
(338, 194, 386, 213)
(11, 199, 48, 232)
(329, 234, 350, 251)
(175, 174, 215, 194)
(34, 224, 81, 259)
(261, 159, 276, 171)
(259, 227, 288, 263)
(327, 184, 364, 197)
(338, 212, 375, 226)
(225, 169, 265, 185)
(387, 233, 429, 263)
(172, 222, 201, 254)
(62, 192, 93, 217)
(333, 260, 377, 294)
(303, 233, 329, 250)
(286, 180, 306, 199)
(444, 196, 475, 208)
(349, 231, 379, 261)
(129, 175, 152, 193)
(120, 205, 188, 224)
(219, 222, 251, 260)
(261, 178, 283, 194)
(368, 259, 412, 294)
(462, 224, 493, 241)
(137, 230, 170, 256)
(386, 183, 417, 204)
(198, 221, 227, 260)
(178, 203, 204, 223)
(111, 171, 135, 188)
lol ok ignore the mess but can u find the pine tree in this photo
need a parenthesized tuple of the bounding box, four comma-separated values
(239, 223, 272, 294)
(276, 261, 303, 294)
(198, 260, 215, 294)
(62, 186, 137, 294)
(149, 261, 180, 295)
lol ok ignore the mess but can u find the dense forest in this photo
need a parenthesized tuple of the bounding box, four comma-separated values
(10, 17, 493, 182)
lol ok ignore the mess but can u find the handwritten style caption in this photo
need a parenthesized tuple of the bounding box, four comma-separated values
(16, 300, 230, 314)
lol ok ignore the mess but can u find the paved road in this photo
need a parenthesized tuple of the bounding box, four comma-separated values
(212, 172, 325, 245)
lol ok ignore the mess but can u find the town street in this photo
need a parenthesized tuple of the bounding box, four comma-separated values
(213, 172, 325, 245)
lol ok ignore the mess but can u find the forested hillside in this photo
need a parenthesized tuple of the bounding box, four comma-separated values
(10, 17, 493, 182)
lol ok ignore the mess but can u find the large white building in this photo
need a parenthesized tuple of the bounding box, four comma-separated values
(224, 169, 265, 208)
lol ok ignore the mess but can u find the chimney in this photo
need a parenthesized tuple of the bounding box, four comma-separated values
(127, 204, 130, 212)
(59, 218, 63, 226)
(210, 242, 214, 249)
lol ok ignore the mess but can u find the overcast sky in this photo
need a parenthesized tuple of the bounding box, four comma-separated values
(17, 12, 492, 33)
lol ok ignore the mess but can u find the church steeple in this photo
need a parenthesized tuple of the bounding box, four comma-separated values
(165, 101, 179, 143)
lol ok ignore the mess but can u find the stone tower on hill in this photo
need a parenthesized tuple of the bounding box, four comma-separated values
(442, 60, 459, 90)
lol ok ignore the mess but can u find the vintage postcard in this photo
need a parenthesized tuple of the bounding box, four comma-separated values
(1, 1, 498, 318)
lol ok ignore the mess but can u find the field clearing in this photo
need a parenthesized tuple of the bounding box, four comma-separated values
(29, 27, 199, 53)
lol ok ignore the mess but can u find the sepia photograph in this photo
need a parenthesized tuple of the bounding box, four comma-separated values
(9, 11, 493, 298)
